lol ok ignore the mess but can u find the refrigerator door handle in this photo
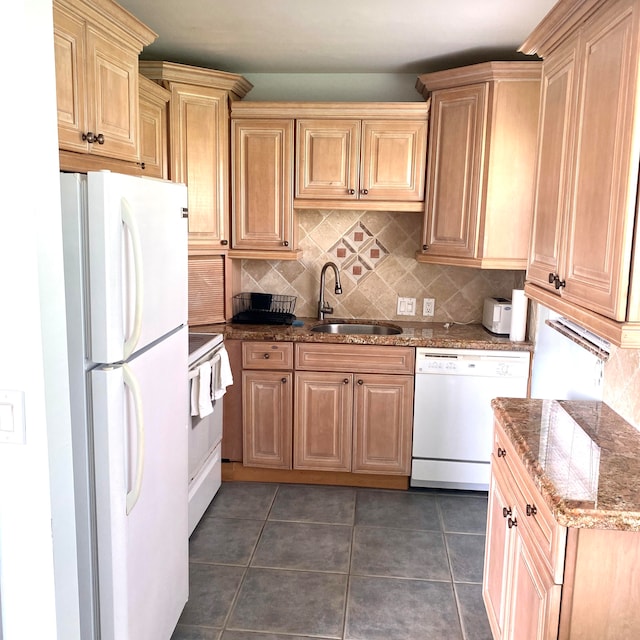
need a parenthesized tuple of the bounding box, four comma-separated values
(123, 363, 145, 514)
(121, 197, 144, 360)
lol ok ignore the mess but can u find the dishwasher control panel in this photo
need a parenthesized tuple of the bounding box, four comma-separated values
(415, 348, 531, 377)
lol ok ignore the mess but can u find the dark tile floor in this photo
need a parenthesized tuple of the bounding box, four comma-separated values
(171, 482, 492, 640)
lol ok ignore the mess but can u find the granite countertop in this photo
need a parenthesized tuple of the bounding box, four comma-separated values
(193, 318, 533, 351)
(492, 397, 640, 531)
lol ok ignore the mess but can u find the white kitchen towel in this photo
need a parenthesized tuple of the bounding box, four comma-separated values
(191, 361, 214, 418)
(213, 345, 233, 400)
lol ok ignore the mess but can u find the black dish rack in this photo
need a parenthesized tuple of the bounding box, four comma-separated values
(232, 293, 297, 325)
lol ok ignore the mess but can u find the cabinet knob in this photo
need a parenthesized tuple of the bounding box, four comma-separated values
(507, 516, 518, 529)
(548, 272, 556, 284)
(282, 240, 289, 247)
(526, 503, 537, 517)
(347, 188, 356, 195)
(502, 506, 512, 518)
(357, 379, 364, 385)
(221, 239, 229, 246)
(554, 277, 566, 290)
(96, 133, 105, 145)
(422, 244, 429, 251)
(263, 353, 270, 359)
(343, 378, 349, 384)
(281, 377, 287, 384)
(360, 188, 369, 195)
(497, 447, 506, 458)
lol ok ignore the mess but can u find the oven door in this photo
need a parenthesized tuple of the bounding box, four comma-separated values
(188, 349, 224, 535)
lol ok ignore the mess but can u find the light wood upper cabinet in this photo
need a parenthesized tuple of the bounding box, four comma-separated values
(522, 0, 640, 348)
(296, 117, 427, 206)
(53, 0, 155, 163)
(139, 61, 252, 254)
(416, 62, 542, 269)
(231, 118, 297, 257)
(138, 74, 170, 179)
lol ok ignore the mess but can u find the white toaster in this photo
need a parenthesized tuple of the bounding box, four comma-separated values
(482, 297, 512, 334)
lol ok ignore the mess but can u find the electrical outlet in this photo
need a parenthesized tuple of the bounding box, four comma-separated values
(423, 298, 435, 317)
(397, 296, 416, 316)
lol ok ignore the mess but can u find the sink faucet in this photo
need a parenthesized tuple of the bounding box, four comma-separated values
(318, 261, 343, 320)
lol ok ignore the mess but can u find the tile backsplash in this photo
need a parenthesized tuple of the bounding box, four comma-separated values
(240, 209, 525, 322)
(603, 347, 640, 429)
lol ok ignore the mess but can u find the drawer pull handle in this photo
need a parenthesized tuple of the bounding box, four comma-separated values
(497, 447, 506, 458)
(343, 378, 349, 384)
(281, 377, 287, 384)
(526, 503, 537, 517)
(507, 517, 518, 529)
(263, 353, 270, 359)
(502, 506, 512, 518)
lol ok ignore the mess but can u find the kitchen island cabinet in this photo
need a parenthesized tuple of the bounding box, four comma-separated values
(521, 0, 640, 347)
(415, 61, 541, 269)
(53, 0, 156, 166)
(485, 398, 640, 640)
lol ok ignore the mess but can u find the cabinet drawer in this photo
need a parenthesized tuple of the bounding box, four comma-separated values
(296, 343, 414, 374)
(494, 423, 567, 583)
(242, 342, 293, 369)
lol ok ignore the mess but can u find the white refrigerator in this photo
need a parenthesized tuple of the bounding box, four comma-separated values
(60, 171, 189, 640)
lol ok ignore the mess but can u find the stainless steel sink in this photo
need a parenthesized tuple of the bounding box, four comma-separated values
(310, 322, 402, 335)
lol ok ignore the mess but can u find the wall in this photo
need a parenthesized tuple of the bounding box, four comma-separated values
(0, 0, 79, 638)
(240, 209, 524, 322)
(242, 73, 423, 102)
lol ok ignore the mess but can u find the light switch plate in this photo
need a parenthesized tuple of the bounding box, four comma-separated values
(397, 297, 416, 316)
(0, 390, 25, 445)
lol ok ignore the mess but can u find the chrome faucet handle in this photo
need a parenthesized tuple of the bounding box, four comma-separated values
(321, 301, 334, 314)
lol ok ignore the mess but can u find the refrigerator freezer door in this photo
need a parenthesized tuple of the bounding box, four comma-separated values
(91, 327, 188, 640)
(86, 171, 187, 364)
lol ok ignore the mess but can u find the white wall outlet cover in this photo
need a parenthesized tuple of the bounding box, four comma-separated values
(423, 298, 435, 317)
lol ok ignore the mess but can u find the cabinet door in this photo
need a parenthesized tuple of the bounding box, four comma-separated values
(361, 120, 427, 201)
(296, 119, 360, 199)
(483, 462, 513, 640)
(86, 26, 140, 162)
(562, 0, 640, 320)
(232, 119, 295, 251)
(294, 372, 353, 472)
(423, 84, 487, 258)
(138, 76, 169, 179)
(53, 4, 87, 153)
(506, 529, 561, 640)
(527, 37, 579, 291)
(352, 374, 413, 474)
(170, 83, 229, 251)
(242, 370, 292, 469)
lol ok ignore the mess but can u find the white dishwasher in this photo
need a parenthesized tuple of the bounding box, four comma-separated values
(411, 347, 530, 490)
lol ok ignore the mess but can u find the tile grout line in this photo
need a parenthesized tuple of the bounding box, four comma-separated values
(218, 483, 282, 636)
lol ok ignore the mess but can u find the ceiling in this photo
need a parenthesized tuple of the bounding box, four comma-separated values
(118, 0, 557, 75)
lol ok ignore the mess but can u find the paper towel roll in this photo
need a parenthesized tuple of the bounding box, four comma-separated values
(510, 289, 528, 341)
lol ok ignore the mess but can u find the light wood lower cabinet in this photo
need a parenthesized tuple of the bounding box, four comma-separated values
(485, 415, 640, 639)
(294, 344, 414, 475)
(240, 341, 414, 478)
(242, 342, 294, 469)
